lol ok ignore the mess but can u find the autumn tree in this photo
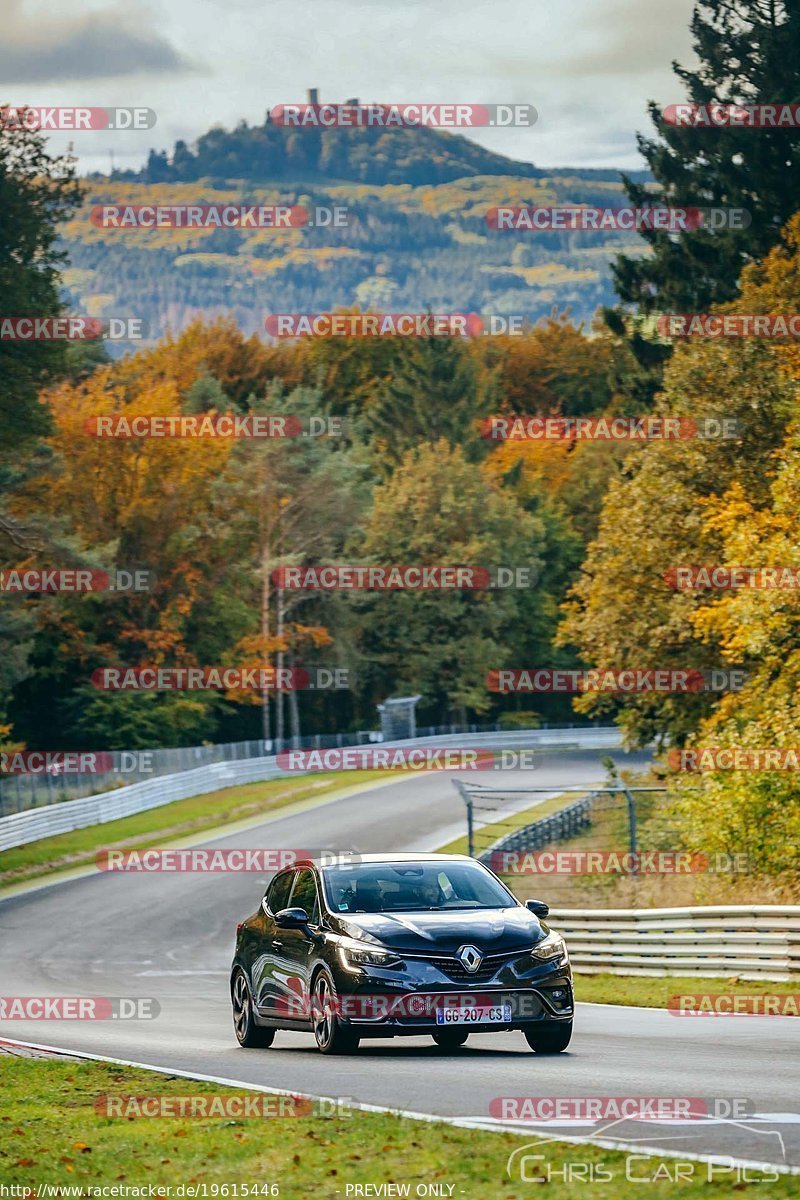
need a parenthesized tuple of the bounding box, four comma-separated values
(206, 383, 367, 740)
(474, 312, 614, 416)
(0, 116, 82, 463)
(6, 362, 234, 748)
(0, 115, 82, 744)
(351, 440, 549, 721)
(118, 316, 303, 410)
(558, 336, 795, 747)
(669, 445, 800, 881)
(560, 212, 800, 748)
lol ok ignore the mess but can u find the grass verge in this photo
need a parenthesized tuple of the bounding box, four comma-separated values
(0, 1057, 794, 1198)
(0, 771, 391, 891)
(574, 973, 799, 1013)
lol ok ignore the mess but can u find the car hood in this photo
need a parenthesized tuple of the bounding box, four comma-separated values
(332, 906, 543, 953)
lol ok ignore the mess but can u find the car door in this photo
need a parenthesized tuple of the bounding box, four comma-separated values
(274, 868, 322, 1021)
(252, 868, 295, 1016)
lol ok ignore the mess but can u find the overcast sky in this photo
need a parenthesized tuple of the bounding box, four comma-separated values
(3, 0, 697, 175)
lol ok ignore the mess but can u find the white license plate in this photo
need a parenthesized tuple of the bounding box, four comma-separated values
(435, 1004, 512, 1025)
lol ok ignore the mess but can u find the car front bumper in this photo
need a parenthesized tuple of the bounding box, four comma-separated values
(335, 959, 573, 1033)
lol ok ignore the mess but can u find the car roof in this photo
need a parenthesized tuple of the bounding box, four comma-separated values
(299, 852, 476, 869)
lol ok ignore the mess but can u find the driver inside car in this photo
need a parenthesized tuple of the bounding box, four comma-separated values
(353, 878, 384, 912)
(413, 879, 444, 908)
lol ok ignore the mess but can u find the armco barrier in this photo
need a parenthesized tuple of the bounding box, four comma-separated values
(550, 905, 800, 981)
(0, 758, 288, 853)
(476, 795, 594, 863)
(0, 726, 622, 852)
(0, 722, 618, 814)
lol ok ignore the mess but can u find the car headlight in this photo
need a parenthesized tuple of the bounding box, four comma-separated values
(336, 938, 403, 972)
(529, 932, 568, 963)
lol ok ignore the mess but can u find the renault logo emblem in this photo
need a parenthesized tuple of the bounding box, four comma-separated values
(456, 945, 483, 973)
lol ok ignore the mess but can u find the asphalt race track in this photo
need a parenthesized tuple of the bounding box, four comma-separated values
(1, 750, 798, 1173)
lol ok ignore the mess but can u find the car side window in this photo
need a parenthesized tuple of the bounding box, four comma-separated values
(289, 869, 320, 925)
(266, 870, 294, 914)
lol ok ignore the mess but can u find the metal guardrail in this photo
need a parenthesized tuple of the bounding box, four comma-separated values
(0, 758, 294, 853)
(0, 726, 623, 852)
(0, 739, 293, 814)
(463, 791, 798, 980)
(476, 796, 593, 864)
(0, 721, 612, 816)
(550, 905, 800, 980)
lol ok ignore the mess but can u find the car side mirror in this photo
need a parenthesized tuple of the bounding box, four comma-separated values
(275, 906, 310, 929)
(526, 899, 549, 918)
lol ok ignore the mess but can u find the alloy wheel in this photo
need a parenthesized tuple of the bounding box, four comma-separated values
(233, 971, 250, 1041)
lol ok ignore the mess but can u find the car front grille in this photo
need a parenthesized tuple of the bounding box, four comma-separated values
(408, 950, 521, 984)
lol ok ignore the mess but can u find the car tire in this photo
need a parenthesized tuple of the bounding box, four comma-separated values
(432, 1028, 469, 1050)
(232, 969, 276, 1048)
(311, 970, 360, 1055)
(524, 1021, 572, 1053)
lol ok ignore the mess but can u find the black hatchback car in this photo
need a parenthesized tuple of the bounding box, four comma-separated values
(231, 853, 573, 1054)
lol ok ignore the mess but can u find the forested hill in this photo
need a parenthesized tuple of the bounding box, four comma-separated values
(67, 109, 652, 344)
(116, 112, 650, 189)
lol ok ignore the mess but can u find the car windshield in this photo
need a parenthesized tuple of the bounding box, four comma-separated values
(321, 860, 516, 914)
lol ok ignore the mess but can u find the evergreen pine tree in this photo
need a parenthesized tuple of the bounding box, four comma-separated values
(615, 0, 800, 312)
